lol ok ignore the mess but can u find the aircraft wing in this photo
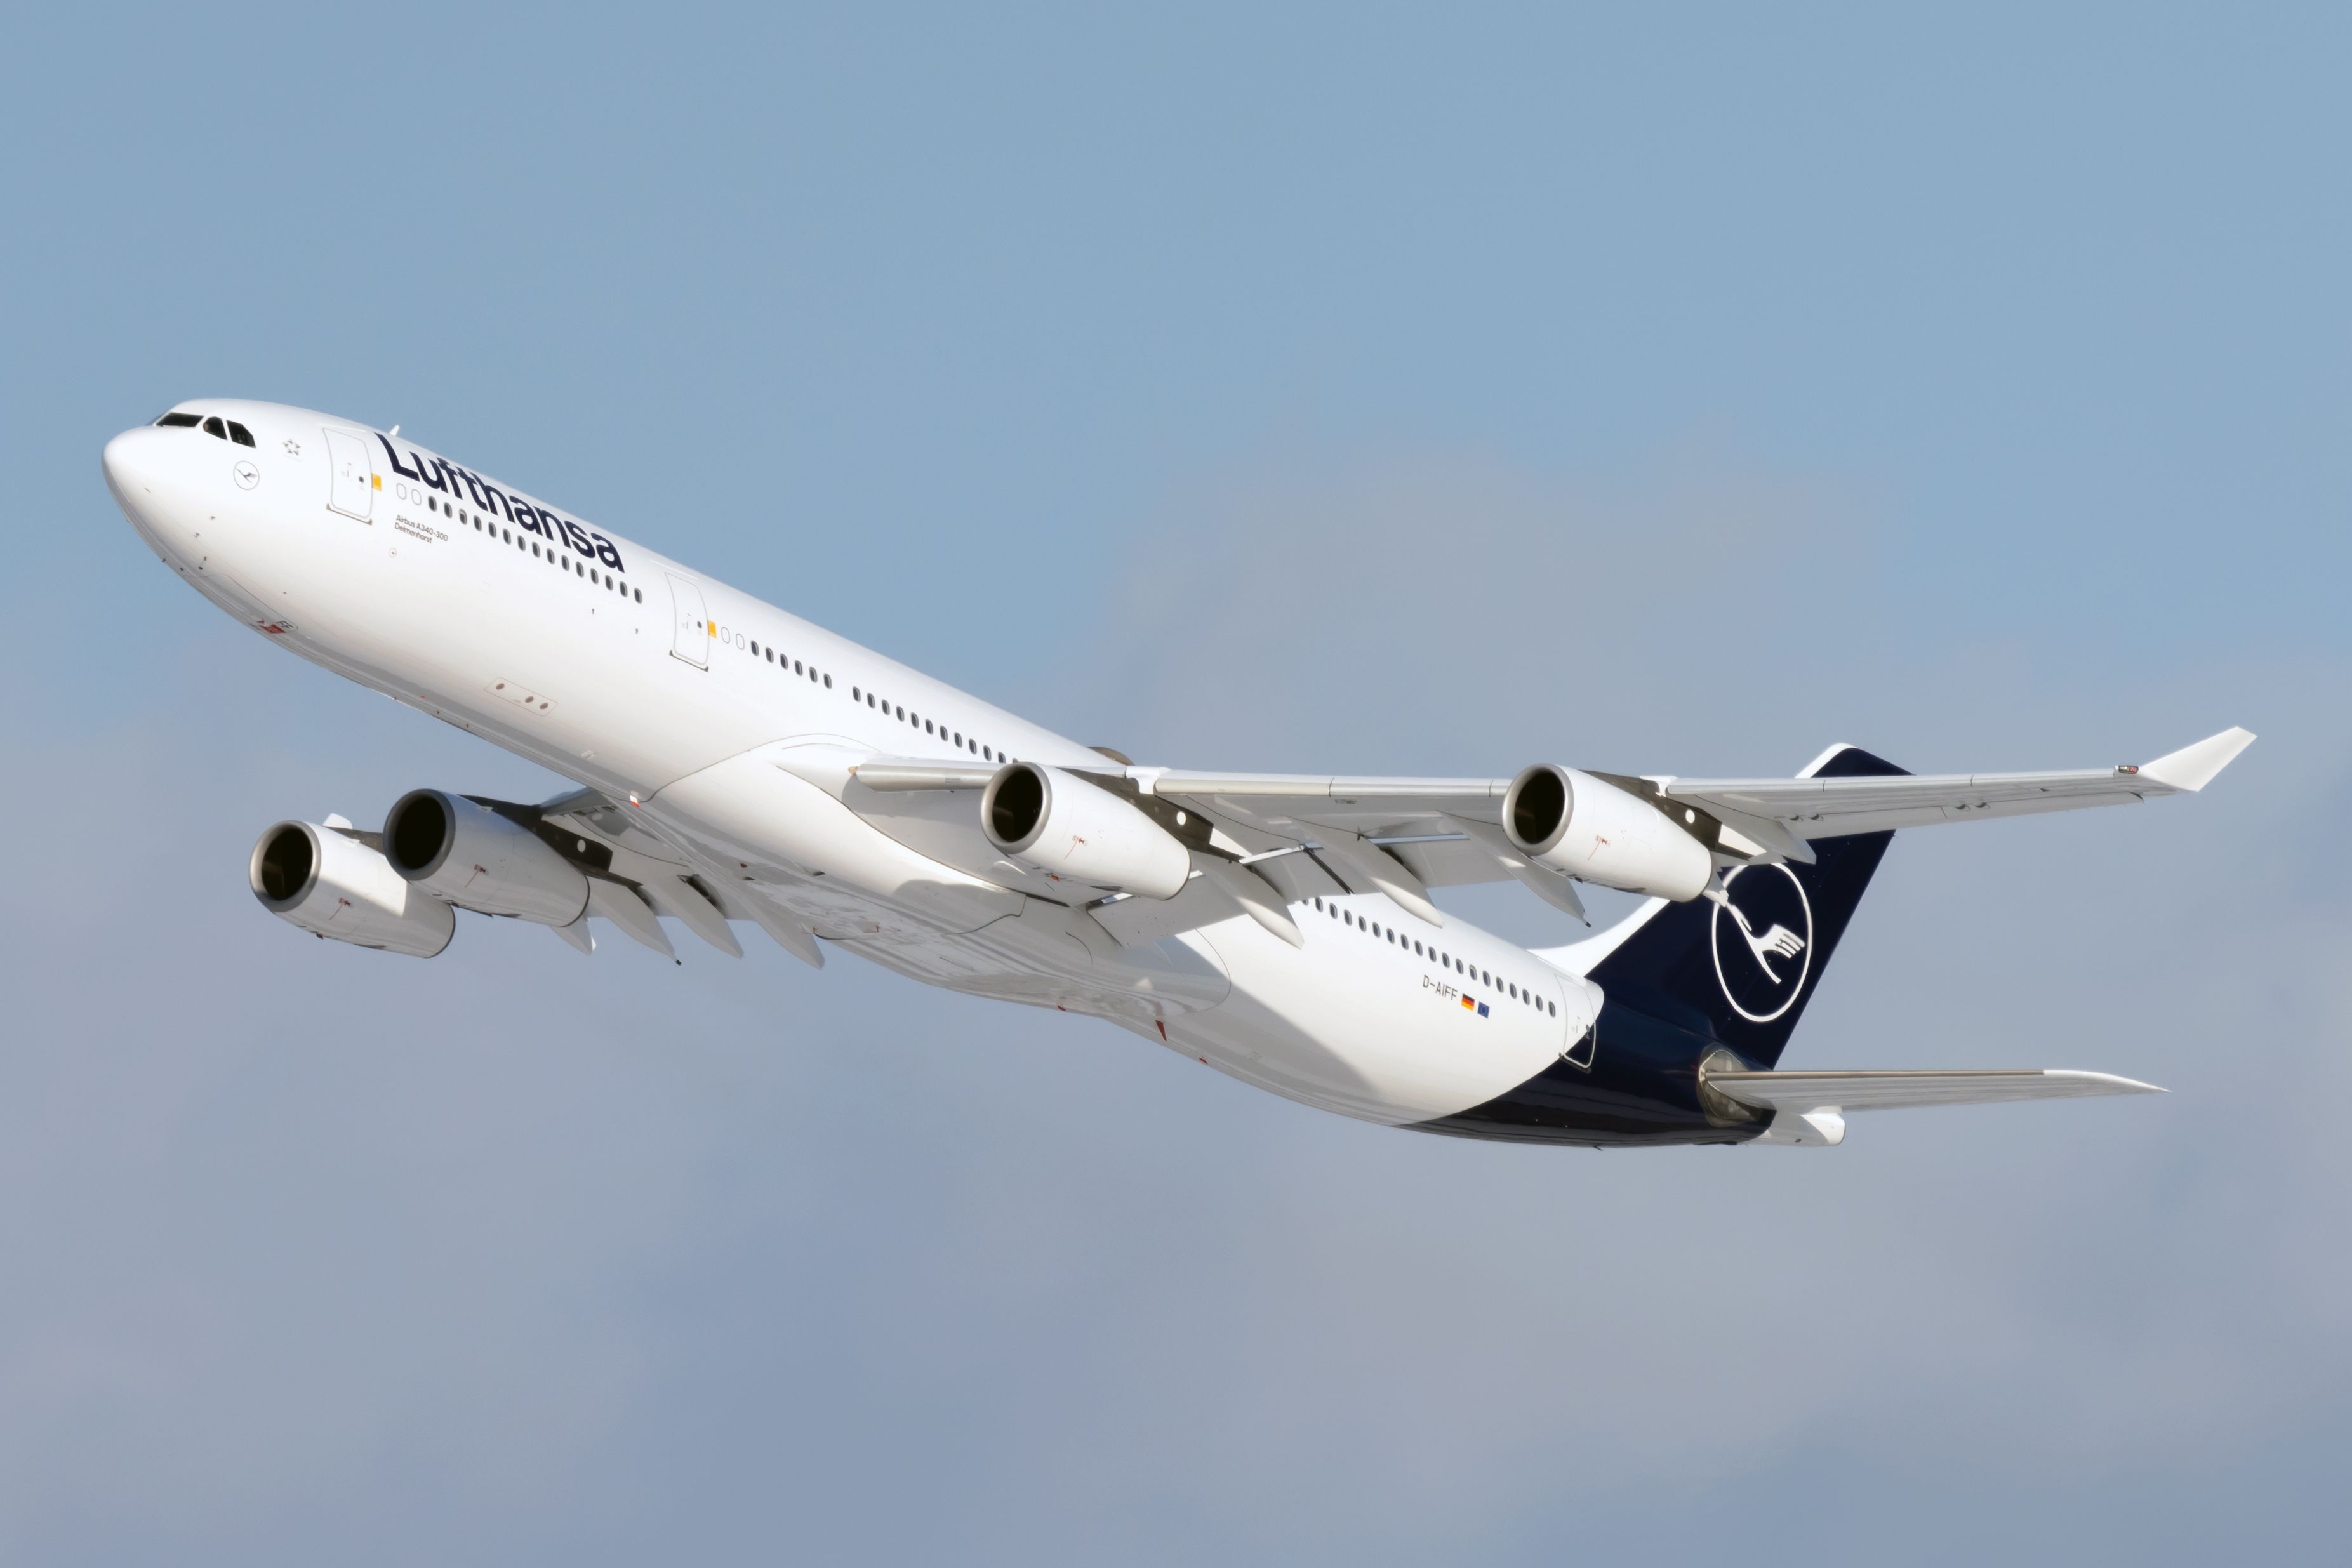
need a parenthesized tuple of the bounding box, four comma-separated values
(1650, 726, 2257, 841)
(1135, 725, 2254, 850)
(851, 728, 2252, 937)
(854, 759, 1525, 925)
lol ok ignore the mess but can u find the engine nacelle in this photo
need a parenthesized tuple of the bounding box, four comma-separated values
(249, 820, 456, 957)
(980, 762, 1191, 900)
(383, 789, 590, 925)
(1502, 764, 1713, 901)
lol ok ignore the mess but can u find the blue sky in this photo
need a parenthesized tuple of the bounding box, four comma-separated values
(3, 6, 2348, 1562)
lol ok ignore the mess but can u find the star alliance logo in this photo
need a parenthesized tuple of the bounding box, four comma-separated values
(1709, 863, 1814, 1023)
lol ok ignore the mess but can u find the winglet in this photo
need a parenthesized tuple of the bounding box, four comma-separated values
(2139, 726, 2256, 792)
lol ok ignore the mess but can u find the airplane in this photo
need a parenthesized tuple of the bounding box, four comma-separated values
(101, 401, 2254, 1150)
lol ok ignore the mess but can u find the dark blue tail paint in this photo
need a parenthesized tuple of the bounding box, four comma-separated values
(1412, 745, 1909, 1146)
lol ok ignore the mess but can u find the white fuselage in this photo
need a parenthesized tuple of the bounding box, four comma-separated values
(103, 401, 1598, 1130)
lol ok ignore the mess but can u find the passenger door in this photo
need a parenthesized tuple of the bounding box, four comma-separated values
(667, 572, 710, 668)
(323, 428, 375, 521)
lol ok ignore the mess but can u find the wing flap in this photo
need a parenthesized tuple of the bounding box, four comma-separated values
(851, 759, 997, 791)
(1146, 773, 1503, 802)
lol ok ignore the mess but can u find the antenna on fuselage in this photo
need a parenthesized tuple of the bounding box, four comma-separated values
(389, 424, 400, 437)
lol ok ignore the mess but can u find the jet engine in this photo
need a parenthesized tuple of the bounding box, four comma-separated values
(1501, 764, 1713, 901)
(249, 820, 456, 957)
(980, 762, 1191, 900)
(383, 789, 590, 925)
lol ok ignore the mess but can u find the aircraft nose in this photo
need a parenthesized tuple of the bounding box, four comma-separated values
(101, 422, 199, 551)
(102, 425, 167, 509)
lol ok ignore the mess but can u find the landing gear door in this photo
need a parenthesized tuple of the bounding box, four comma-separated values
(324, 427, 374, 521)
(667, 572, 710, 668)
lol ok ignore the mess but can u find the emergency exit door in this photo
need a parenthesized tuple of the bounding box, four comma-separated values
(667, 572, 710, 668)
(323, 427, 374, 521)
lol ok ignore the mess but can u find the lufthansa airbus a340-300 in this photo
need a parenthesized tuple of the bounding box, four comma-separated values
(104, 401, 2254, 1148)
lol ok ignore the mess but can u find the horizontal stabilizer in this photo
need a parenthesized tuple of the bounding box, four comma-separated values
(1708, 1067, 2165, 1113)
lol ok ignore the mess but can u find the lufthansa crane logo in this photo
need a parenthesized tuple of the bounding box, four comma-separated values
(1709, 863, 1814, 1023)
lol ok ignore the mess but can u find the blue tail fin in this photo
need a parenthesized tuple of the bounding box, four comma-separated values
(1580, 745, 1908, 1068)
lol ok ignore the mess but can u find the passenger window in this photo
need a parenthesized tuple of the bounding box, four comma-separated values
(156, 411, 201, 427)
(227, 421, 255, 446)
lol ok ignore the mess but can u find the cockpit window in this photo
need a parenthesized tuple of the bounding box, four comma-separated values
(159, 411, 256, 444)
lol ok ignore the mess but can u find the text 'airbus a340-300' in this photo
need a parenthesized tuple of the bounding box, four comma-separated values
(103, 401, 2255, 1148)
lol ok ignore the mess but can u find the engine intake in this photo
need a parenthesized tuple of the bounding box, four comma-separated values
(980, 762, 1190, 900)
(1502, 764, 1712, 901)
(383, 789, 590, 926)
(249, 820, 456, 957)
